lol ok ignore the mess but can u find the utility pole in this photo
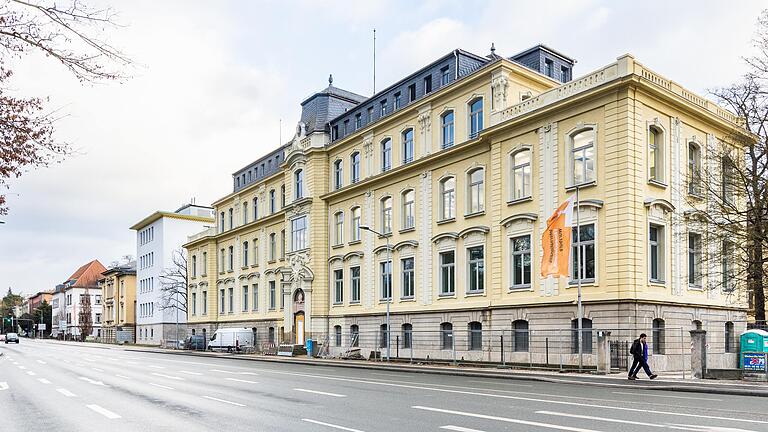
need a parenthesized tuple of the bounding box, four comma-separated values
(360, 225, 390, 362)
(576, 185, 583, 372)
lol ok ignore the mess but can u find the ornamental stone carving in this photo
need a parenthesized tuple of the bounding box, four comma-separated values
(491, 73, 509, 111)
(418, 111, 432, 133)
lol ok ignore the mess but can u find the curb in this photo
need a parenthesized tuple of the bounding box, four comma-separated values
(124, 348, 768, 398)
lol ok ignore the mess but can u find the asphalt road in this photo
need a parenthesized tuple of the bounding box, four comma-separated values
(1, 339, 766, 432)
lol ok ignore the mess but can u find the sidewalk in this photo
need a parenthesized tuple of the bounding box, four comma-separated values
(32, 339, 768, 397)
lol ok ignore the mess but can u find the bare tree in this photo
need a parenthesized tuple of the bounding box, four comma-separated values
(159, 249, 188, 316)
(0, 0, 132, 214)
(77, 289, 92, 341)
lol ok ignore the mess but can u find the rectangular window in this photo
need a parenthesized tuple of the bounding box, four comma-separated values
(649, 225, 665, 282)
(393, 92, 401, 110)
(367, 106, 374, 124)
(401, 258, 415, 299)
(560, 66, 569, 82)
(191, 292, 197, 316)
(467, 246, 485, 293)
(545, 59, 554, 77)
(228, 288, 234, 313)
(291, 216, 307, 251)
(511, 235, 532, 289)
(408, 84, 416, 102)
(269, 281, 276, 310)
(242, 241, 249, 267)
(202, 252, 207, 276)
(202, 290, 207, 315)
(424, 75, 432, 93)
(228, 246, 234, 271)
(350, 266, 361, 303)
(688, 233, 702, 287)
(380, 261, 392, 300)
(333, 269, 343, 304)
(440, 251, 455, 295)
(220, 289, 225, 314)
(572, 224, 596, 282)
(343, 120, 349, 136)
(380, 100, 387, 117)
(351, 208, 361, 242)
(441, 66, 450, 86)
(252, 284, 259, 311)
(722, 241, 734, 292)
(242, 286, 249, 312)
(355, 114, 361, 129)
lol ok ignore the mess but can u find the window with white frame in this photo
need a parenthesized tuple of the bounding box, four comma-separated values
(350, 266, 360, 303)
(202, 290, 207, 315)
(380, 260, 392, 300)
(440, 177, 455, 220)
(467, 246, 484, 293)
(511, 149, 531, 200)
(439, 250, 455, 295)
(242, 241, 249, 267)
(192, 255, 197, 278)
(242, 201, 248, 224)
(351, 152, 360, 183)
(202, 251, 207, 276)
(291, 216, 307, 251)
(252, 284, 258, 311)
(228, 246, 234, 271)
(570, 128, 596, 185)
(510, 235, 531, 289)
(280, 229, 285, 260)
(269, 233, 276, 261)
(688, 232, 702, 288)
(253, 239, 259, 265)
(280, 185, 285, 208)
(351, 207, 361, 242)
(648, 126, 664, 182)
(269, 189, 276, 213)
(220, 212, 225, 233)
(723, 156, 737, 205)
(381, 139, 392, 172)
(333, 269, 343, 304)
(401, 257, 415, 299)
(228, 208, 234, 229)
(381, 197, 392, 234)
(253, 197, 259, 220)
(441, 111, 454, 148)
(469, 98, 483, 139)
(219, 248, 225, 273)
(191, 292, 197, 316)
(688, 142, 702, 195)
(571, 224, 596, 282)
(649, 224, 665, 282)
(402, 129, 414, 164)
(402, 190, 415, 230)
(333, 160, 343, 190)
(219, 289, 225, 314)
(294, 169, 304, 199)
(269, 281, 276, 310)
(467, 168, 485, 214)
(242, 285, 249, 312)
(334, 212, 344, 245)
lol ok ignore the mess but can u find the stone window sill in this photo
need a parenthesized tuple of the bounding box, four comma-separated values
(437, 217, 455, 225)
(565, 180, 597, 192)
(648, 179, 668, 189)
(507, 196, 533, 206)
(464, 210, 485, 219)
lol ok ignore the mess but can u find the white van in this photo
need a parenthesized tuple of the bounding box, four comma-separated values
(208, 327, 253, 352)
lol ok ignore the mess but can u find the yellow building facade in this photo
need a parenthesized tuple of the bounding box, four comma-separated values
(185, 46, 747, 368)
(99, 261, 137, 343)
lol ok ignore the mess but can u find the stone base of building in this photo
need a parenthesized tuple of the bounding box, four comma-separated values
(137, 322, 189, 347)
(187, 319, 284, 348)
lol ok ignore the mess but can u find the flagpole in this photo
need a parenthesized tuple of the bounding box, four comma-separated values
(576, 185, 583, 373)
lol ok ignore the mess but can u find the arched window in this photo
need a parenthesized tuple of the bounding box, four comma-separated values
(350, 207, 361, 242)
(242, 241, 249, 267)
(469, 98, 483, 138)
(269, 189, 276, 213)
(513, 320, 529, 352)
(570, 128, 596, 186)
(402, 323, 413, 349)
(440, 176, 455, 220)
(468, 321, 482, 350)
(253, 197, 259, 220)
(441, 111, 454, 149)
(652, 318, 665, 354)
(333, 159, 343, 190)
(280, 185, 286, 208)
(511, 149, 531, 200)
(440, 322, 453, 350)
(242, 201, 248, 224)
(351, 152, 361, 183)
(402, 189, 415, 230)
(725, 321, 734, 353)
(294, 169, 303, 200)
(648, 126, 664, 182)
(334, 211, 344, 245)
(688, 142, 701, 195)
(571, 318, 593, 354)
(467, 168, 485, 214)
(402, 129, 414, 164)
(381, 196, 392, 234)
(334, 325, 342, 347)
(381, 139, 392, 172)
(350, 324, 359, 347)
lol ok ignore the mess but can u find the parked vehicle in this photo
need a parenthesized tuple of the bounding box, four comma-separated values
(5, 333, 19, 344)
(185, 335, 206, 350)
(208, 328, 253, 352)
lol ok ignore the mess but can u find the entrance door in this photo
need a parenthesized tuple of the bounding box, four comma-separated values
(294, 312, 305, 345)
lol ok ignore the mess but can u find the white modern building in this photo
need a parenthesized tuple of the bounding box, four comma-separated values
(130, 204, 214, 346)
(50, 259, 106, 339)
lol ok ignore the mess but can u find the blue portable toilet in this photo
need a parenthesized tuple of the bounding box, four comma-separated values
(740, 329, 768, 369)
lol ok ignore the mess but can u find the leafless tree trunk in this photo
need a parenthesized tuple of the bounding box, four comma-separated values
(159, 249, 188, 315)
(77, 289, 92, 341)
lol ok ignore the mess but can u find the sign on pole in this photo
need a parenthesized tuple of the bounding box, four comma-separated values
(37, 323, 46, 331)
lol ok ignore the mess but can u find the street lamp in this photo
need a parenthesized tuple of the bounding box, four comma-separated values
(359, 224, 391, 362)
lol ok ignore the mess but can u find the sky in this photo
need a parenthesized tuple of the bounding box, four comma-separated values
(0, 0, 765, 296)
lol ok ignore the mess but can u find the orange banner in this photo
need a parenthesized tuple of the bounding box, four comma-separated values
(541, 197, 573, 278)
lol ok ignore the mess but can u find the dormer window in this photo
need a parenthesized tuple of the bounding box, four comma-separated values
(380, 100, 387, 116)
(545, 59, 554, 77)
(394, 92, 401, 110)
(441, 66, 450, 86)
(424, 75, 432, 94)
(355, 114, 361, 129)
(408, 84, 416, 102)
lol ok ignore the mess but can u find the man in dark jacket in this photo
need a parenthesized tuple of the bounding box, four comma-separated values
(628, 333, 658, 380)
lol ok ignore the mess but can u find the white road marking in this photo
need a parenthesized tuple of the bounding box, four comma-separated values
(26, 371, 36, 376)
(226, 378, 259, 384)
(0, 382, 8, 391)
(37, 378, 51, 384)
(56, 388, 76, 397)
(240, 371, 259, 376)
(151, 372, 184, 381)
(294, 388, 346, 398)
(467, 379, 533, 387)
(440, 426, 488, 432)
(149, 382, 175, 390)
(92, 368, 105, 372)
(86, 404, 121, 419)
(17, 365, 26, 370)
(302, 418, 366, 432)
(201, 395, 246, 407)
(147, 365, 165, 369)
(36, 360, 47, 364)
(179, 370, 203, 376)
(536, 411, 700, 431)
(210, 369, 237, 374)
(611, 391, 722, 402)
(115, 374, 131, 379)
(413, 406, 603, 432)
(78, 377, 106, 386)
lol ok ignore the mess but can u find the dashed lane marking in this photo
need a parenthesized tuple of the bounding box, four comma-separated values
(0, 382, 8, 391)
(151, 373, 184, 381)
(294, 388, 346, 398)
(225, 378, 259, 384)
(115, 375, 131, 379)
(201, 395, 246, 407)
(26, 371, 36, 376)
(36, 360, 47, 364)
(56, 388, 76, 397)
(301, 419, 366, 432)
(412, 406, 603, 432)
(148, 383, 174, 390)
(440, 426, 488, 432)
(86, 404, 121, 419)
(178, 370, 203, 376)
(37, 378, 51, 384)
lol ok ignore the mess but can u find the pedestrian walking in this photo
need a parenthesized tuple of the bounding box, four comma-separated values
(628, 333, 658, 380)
